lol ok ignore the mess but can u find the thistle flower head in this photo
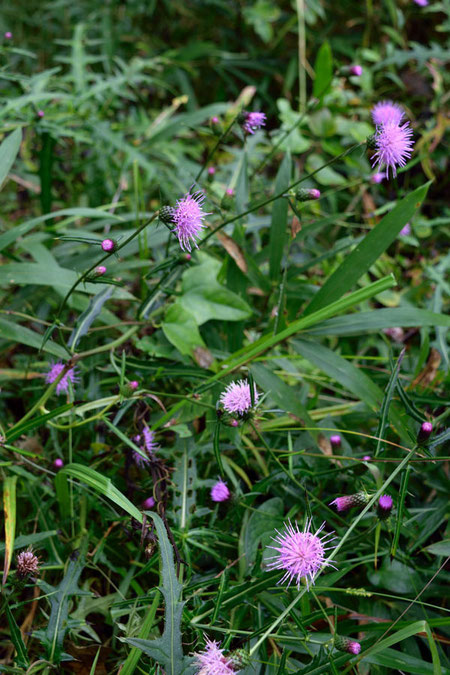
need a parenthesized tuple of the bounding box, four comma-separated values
(37, 110, 45, 118)
(101, 238, 115, 252)
(296, 187, 321, 201)
(383, 326, 405, 342)
(226, 188, 234, 196)
(378, 494, 393, 519)
(207, 167, 216, 175)
(132, 426, 158, 467)
(219, 380, 259, 415)
(143, 496, 155, 509)
(372, 121, 414, 178)
(45, 362, 79, 395)
(194, 637, 236, 675)
(266, 519, 335, 589)
(371, 100, 404, 126)
(349, 65, 362, 76)
(211, 478, 230, 503)
(16, 547, 40, 579)
(330, 434, 341, 448)
(334, 635, 361, 655)
(241, 111, 266, 135)
(172, 191, 210, 252)
(362, 455, 371, 462)
(330, 492, 369, 513)
(4, 31, 12, 39)
(53, 458, 64, 470)
(417, 421, 433, 443)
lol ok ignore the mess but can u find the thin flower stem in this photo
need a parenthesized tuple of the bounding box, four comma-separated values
(201, 142, 364, 244)
(248, 447, 417, 657)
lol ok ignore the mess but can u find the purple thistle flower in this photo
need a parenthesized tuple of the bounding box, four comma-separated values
(371, 100, 404, 126)
(143, 496, 155, 509)
(211, 116, 220, 124)
(211, 478, 230, 503)
(142, 426, 158, 455)
(132, 426, 158, 466)
(207, 166, 216, 176)
(53, 458, 64, 470)
(172, 191, 210, 252)
(334, 635, 361, 655)
(194, 637, 236, 675)
(400, 223, 411, 236)
(370, 172, 385, 184)
(414, 0, 428, 5)
(330, 434, 341, 448)
(349, 65, 362, 76)
(45, 362, 79, 395)
(266, 519, 335, 589)
(101, 238, 115, 252)
(219, 379, 259, 415)
(372, 121, 414, 178)
(226, 188, 234, 196)
(16, 547, 40, 579)
(330, 492, 369, 513)
(242, 111, 266, 135)
(378, 494, 393, 519)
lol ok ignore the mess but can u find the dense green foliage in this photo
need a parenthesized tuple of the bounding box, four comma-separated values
(0, 1, 449, 673)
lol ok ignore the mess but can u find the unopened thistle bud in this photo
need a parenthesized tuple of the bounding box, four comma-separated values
(210, 116, 222, 135)
(349, 65, 363, 76)
(122, 380, 139, 397)
(330, 492, 370, 513)
(230, 648, 252, 668)
(101, 238, 116, 252)
(16, 547, 40, 580)
(417, 421, 433, 443)
(377, 494, 393, 520)
(296, 187, 321, 202)
(53, 458, 64, 470)
(221, 187, 235, 210)
(95, 265, 107, 276)
(334, 635, 361, 655)
(143, 496, 155, 509)
(330, 434, 341, 448)
(37, 110, 45, 118)
(159, 206, 175, 224)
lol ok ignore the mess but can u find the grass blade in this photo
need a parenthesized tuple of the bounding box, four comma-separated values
(2, 475, 17, 586)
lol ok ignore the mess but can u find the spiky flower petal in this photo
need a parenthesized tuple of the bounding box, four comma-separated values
(45, 362, 79, 395)
(132, 426, 158, 466)
(371, 101, 404, 126)
(266, 519, 335, 589)
(242, 111, 266, 135)
(172, 191, 210, 252)
(211, 478, 230, 503)
(193, 637, 236, 675)
(219, 380, 258, 415)
(372, 121, 414, 178)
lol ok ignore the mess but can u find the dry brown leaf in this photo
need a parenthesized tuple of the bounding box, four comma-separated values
(193, 346, 214, 369)
(410, 347, 441, 389)
(215, 230, 248, 274)
(291, 215, 301, 238)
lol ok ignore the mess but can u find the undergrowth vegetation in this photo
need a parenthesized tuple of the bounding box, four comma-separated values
(0, 1, 449, 673)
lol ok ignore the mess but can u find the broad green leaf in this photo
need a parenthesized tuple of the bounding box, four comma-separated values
(305, 182, 431, 315)
(123, 512, 196, 675)
(242, 497, 284, 571)
(5, 404, 73, 443)
(0, 128, 22, 191)
(313, 42, 333, 98)
(367, 558, 421, 593)
(68, 286, 114, 351)
(305, 153, 346, 185)
(306, 307, 450, 335)
(424, 540, 450, 556)
(0, 530, 57, 555)
(5, 603, 29, 668)
(120, 591, 161, 675)
(162, 304, 206, 356)
(269, 150, 291, 281)
(0, 318, 67, 358)
(2, 476, 17, 586)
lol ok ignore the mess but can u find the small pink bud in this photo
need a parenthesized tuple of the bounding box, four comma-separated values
(296, 188, 321, 201)
(53, 458, 64, 470)
(95, 265, 107, 275)
(211, 478, 230, 502)
(185, 253, 192, 261)
(377, 494, 393, 519)
(101, 238, 115, 252)
(211, 116, 219, 124)
(4, 32, 12, 39)
(330, 492, 370, 512)
(334, 635, 361, 655)
(230, 419, 239, 427)
(37, 110, 45, 118)
(362, 455, 371, 462)
(226, 188, 234, 196)
(330, 434, 341, 448)
(417, 421, 433, 443)
(207, 167, 216, 175)
(349, 65, 363, 76)
(129, 380, 139, 391)
(143, 496, 155, 509)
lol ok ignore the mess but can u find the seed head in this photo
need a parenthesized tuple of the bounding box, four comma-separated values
(172, 191, 210, 252)
(211, 478, 230, 503)
(372, 121, 414, 178)
(371, 100, 404, 126)
(266, 519, 335, 589)
(45, 362, 79, 395)
(219, 379, 258, 415)
(330, 492, 370, 513)
(16, 547, 40, 579)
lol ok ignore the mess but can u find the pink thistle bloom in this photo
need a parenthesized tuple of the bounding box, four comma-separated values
(400, 223, 411, 236)
(193, 637, 236, 675)
(142, 426, 158, 454)
(16, 547, 40, 579)
(211, 116, 220, 124)
(378, 494, 393, 519)
(418, 421, 433, 443)
(37, 110, 45, 118)
(53, 458, 64, 470)
(230, 419, 239, 427)
(4, 31, 12, 39)
(211, 478, 230, 503)
(207, 167, 216, 176)
(335, 635, 361, 655)
(226, 188, 234, 196)
(129, 380, 139, 390)
(414, 0, 428, 5)
(349, 65, 362, 76)
(330, 434, 341, 448)
(242, 111, 266, 135)
(172, 191, 210, 252)
(330, 492, 369, 513)
(220, 379, 259, 415)
(45, 362, 79, 395)
(143, 496, 155, 509)
(266, 519, 335, 589)
(372, 121, 414, 178)
(132, 426, 158, 466)
(371, 172, 385, 184)
(101, 238, 115, 252)
(371, 100, 404, 126)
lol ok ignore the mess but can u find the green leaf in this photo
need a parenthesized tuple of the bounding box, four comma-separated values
(123, 512, 196, 675)
(313, 42, 333, 98)
(6, 404, 73, 443)
(424, 540, 450, 556)
(120, 592, 161, 675)
(367, 558, 421, 593)
(0, 530, 57, 555)
(5, 603, 30, 668)
(0, 128, 22, 191)
(0, 318, 68, 359)
(305, 153, 346, 186)
(269, 150, 291, 281)
(243, 497, 284, 571)
(162, 304, 206, 356)
(305, 182, 431, 315)
(306, 307, 450, 335)
(68, 286, 114, 351)
(2, 476, 17, 586)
